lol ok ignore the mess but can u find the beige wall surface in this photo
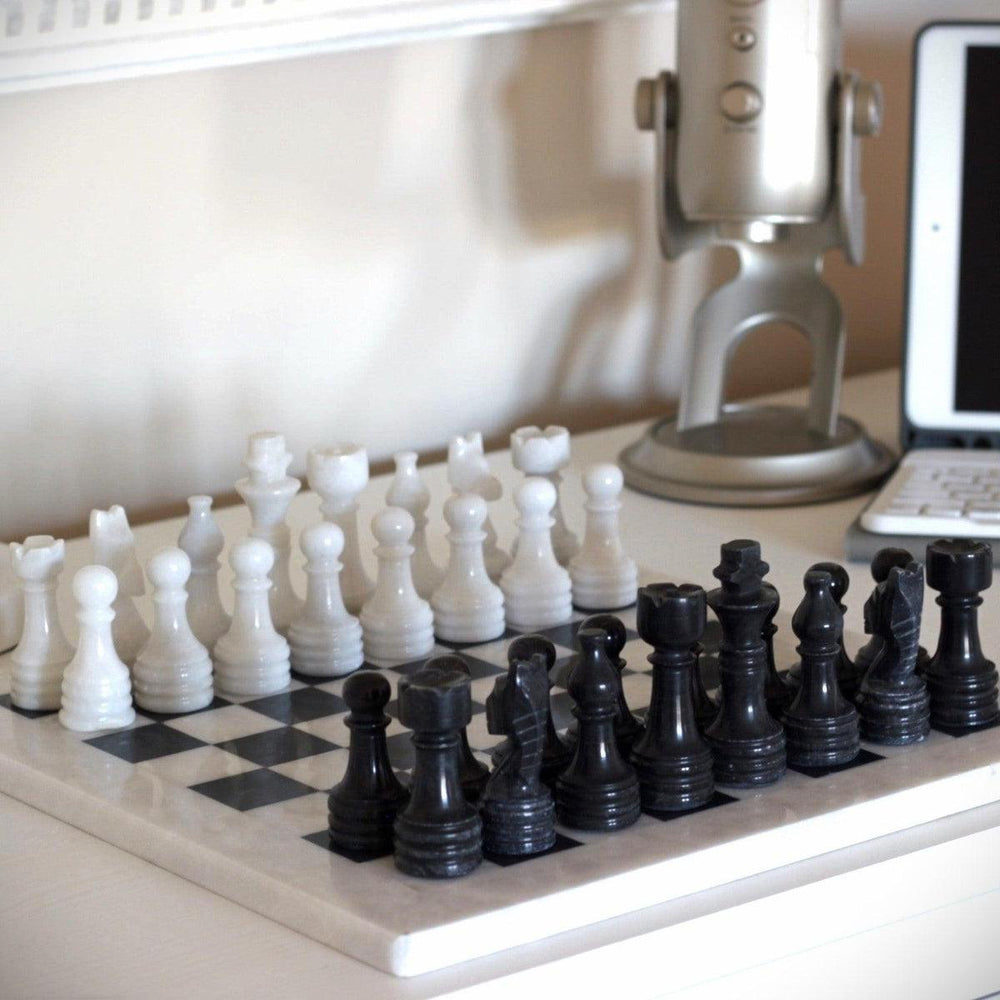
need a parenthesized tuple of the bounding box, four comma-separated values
(1, 1, 995, 540)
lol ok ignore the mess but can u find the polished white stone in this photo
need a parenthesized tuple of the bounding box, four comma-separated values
(0, 544, 23, 652)
(177, 495, 231, 652)
(89, 506, 150, 667)
(133, 548, 214, 714)
(385, 450, 443, 599)
(235, 431, 303, 634)
(288, 522, 363, 677)
(9, 536, 74, 711)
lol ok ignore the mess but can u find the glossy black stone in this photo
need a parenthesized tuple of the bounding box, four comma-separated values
(630, 583, 714, 811)
(84, 723, 206, 763)
(393, 661, 483, 878)
(191, 768, 316, 811)
(479, 652, 557, 856)
(327, 672, 409, 854)
(703, 540, 786, 787)
(555, 627, 641, 831)
(924, 539, 1000, 731)
(490, 634, 573, 787)
(782, 570, 860, 768)
(856, 561, 931, 744)
(564, 614, 644, 757)
(216, 726, 339, 767)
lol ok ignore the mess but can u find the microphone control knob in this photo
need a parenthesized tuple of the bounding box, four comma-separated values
(719, 82, 762, 123)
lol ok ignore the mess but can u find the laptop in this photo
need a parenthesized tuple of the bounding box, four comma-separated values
(851, 21, 1000, 557)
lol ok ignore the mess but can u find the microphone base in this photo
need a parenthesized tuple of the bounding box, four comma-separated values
(619, 404, 894, 507)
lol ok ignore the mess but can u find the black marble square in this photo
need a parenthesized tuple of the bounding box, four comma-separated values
(216, 726, 340, 766)
(643, 790, 739, 821)
(242, 687, 348, 725)
(85, 723, 207, 763)
(191, 768, 317, 811)
(0, 693, 58, 719)
(484, 832, 584, 867)
(303, 829, 393, 863)
(135, 696, 231, 723)
(534, 618, 638, 651)
(931, 717, 1000, 738)
(787, 747, 885, 778)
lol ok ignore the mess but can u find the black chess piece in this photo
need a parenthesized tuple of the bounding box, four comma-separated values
(555, 627, 641, 831)
(489, 634, 573, 787)
(853, 548, 930, 688)
(394, 661, 483, 878)
(564, 614, 644, 757)
(924, 539, 1000, 732)
(785, 562, 860, 700)
(703, 540, 786, 787)
(761, 589, 793, 719)
(690, 642, 720, 731)
(327, 671, 409, 854)
(480, 652, 557, 856)
(856, 562, 930, 744)
(426, 654, 490, 801)
(782, 570, 860, 767)
(630, 583, 714, 811)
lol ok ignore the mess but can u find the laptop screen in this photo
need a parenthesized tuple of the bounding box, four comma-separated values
(955, 45, 1000, 413)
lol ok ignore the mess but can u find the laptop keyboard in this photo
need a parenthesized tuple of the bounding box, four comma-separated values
(860, 448, 1000, 538)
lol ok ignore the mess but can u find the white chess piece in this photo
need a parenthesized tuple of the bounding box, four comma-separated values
(133, 548, 214, 714)
(447, 432, 510, 582)
(307, 444, 374, 614)
(214, 539, 291, 697)
(235, 431, 303, 634)
(9, 536, 74, 711)
(569, 463, 638, 611)
(59, 565, 135, 732)
(288, 522, 363, 677)
(386, 451, 443, 599)
(0, 544, 23, 652)
(359, 508, 435, 667)
(90, 506, 150, 666)
(177, 495, 231, 652)
(431, 494, 505, 643)
(500, 478, 573, 630)
(510, 425, 580, 566)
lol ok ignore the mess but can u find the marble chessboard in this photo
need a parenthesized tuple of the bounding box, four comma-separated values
(2, 609, 1000, 979)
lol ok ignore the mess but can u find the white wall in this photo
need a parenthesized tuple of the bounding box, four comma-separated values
(2, 0, 996, 540)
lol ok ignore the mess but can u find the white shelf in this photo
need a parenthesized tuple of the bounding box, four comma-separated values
(0, 0, 667, 93)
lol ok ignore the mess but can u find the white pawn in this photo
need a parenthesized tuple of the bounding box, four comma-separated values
(386, 451, 443, 599)
(214, 539, 291, 697)
(510, 425, 580, 566)
(90, 506, 150, 667)
(447, 432, 510, 582)
(500, 478, 573, 631)
(177, 495, 231, 652)
(9, 537, 74, 711)
(359, 508, 435, 667)
(569, 463, 638, 611)
(288, 522, 363, 677)
(133, 548, 214, 714)
(0, 544, 23, 652)
(235, 431, 303, 634)
(431, 494, 505, 643)
(307, 444, 374, 614)
(59, 565, 135, 732)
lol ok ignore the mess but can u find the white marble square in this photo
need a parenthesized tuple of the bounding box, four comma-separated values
(296, 713, 406, 746)
(136, 744, 258, 785)
(164, 704, 284, 742)
(254, 790, 330, 836)
(271, 748, 349, 790)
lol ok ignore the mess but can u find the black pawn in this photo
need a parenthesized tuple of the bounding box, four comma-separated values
(762, 590, 793, 719)
(490, 634, 573, 787)
(630, 583, 714, 811)
(480, 652, 557, 856)
(428, 654, 490, 801)
(327, 672, 409, 854)
(704, 540, 786, 787)
(856, 562, 930, 744)
(924, 539, 1000, 732)
(556, 627, 641, 831)
(854, 548, 929, 685)
(394, 662, 482, 878)
(782, 571, 860, 767)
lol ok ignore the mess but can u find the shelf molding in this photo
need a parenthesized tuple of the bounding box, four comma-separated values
(0, 0, 667, 94)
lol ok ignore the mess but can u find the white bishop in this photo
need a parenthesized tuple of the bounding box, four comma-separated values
(177, 495, 231, 651)
(386, 451, 443, 599)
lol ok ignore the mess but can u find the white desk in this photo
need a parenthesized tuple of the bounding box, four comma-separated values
(3, 369, 999, 1000)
